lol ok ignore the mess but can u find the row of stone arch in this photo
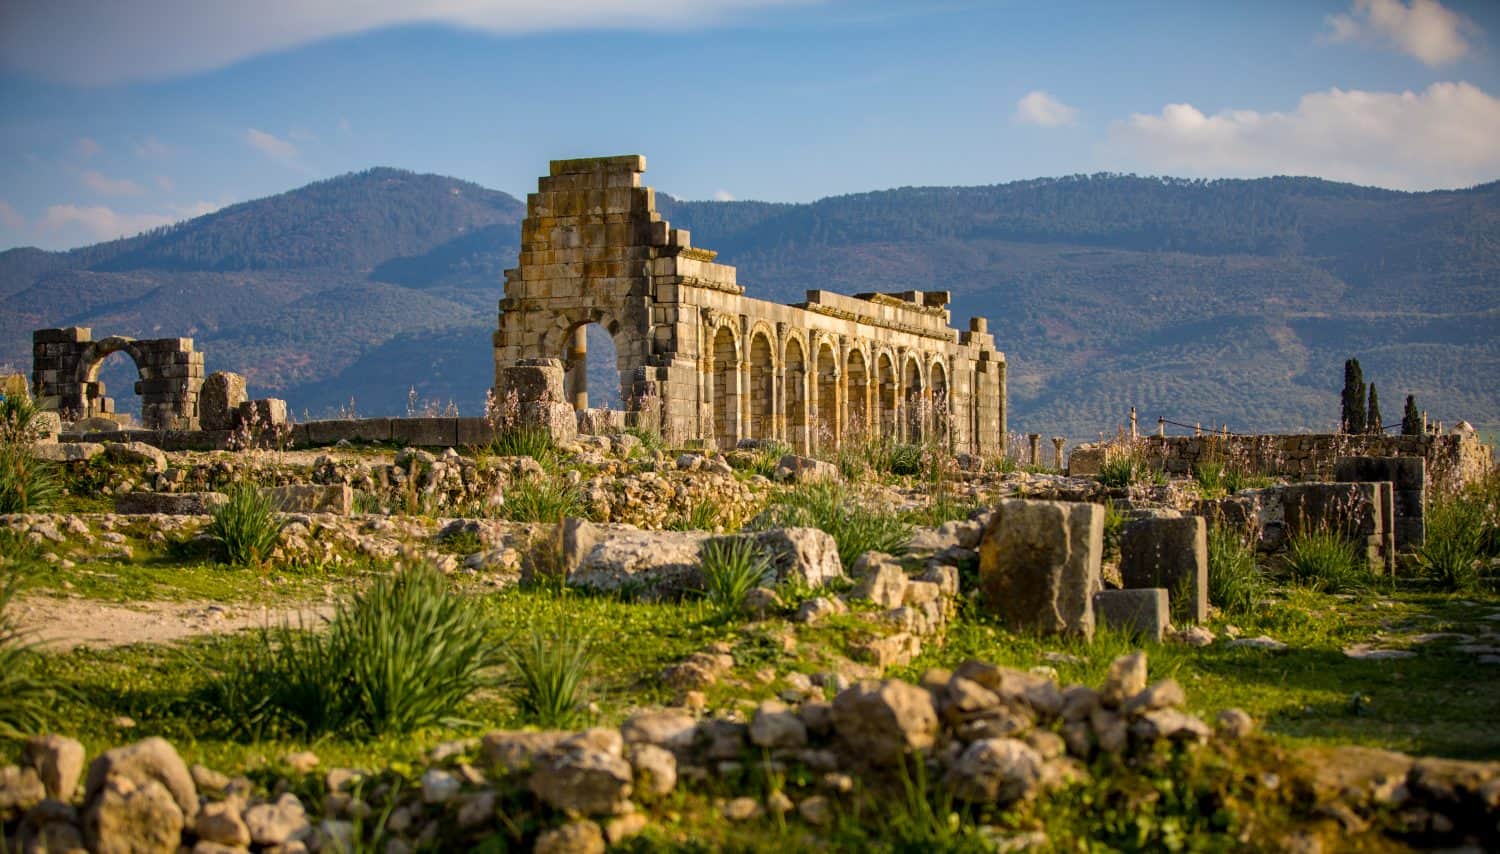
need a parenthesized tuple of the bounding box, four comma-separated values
(703, 318, 950, 453)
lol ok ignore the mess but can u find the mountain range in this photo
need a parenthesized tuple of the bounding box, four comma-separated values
(2, 166, 1496, 440)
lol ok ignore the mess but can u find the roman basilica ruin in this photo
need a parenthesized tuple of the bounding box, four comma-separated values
(493, 155, 1008, 456)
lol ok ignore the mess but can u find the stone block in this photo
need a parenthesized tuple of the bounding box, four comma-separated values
(31, 442, 104, 462)
(1282, 481, 1394, 574)
(456, 417, 497, 447)
(1119, 516, 1208, 623)
(305, 418, 393, 445)
(267, 484, 353, 515)
(198, 371, 248, 424)
(114, 492, 227, 515)
(237, 398, 287, 430)
(391, 417, 458, 447)
(977, 498, 1102, 639)
(1335, 456, 1425, 550)
(578, 409, 626, 436)
(1093, 588, 1170, 642)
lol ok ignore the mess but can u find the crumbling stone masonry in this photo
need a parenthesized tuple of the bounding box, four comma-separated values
(31, 327, 203, 430)
(493, 155, 1007, 455)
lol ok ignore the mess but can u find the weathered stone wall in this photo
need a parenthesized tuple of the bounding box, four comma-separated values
(1072, 432, 1493, 492)
(494, 155, 1008, 456)
(31, 327, 204, 430)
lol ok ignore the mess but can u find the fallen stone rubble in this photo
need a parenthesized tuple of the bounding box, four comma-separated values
(3, 653, 1497, 852)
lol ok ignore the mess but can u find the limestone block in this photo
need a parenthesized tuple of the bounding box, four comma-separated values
(305, 418, 393, 445)
(267, 484, 353, 515)
(977, 499, 1102, 639)
(31, 442, 104, 462)
(114, 492, 228, 515)
(1334, 456, 1425, 549)
(743, 527, 845, 588)
(456, 417, 496, 447)
(199, 373, 247, 430)
(1119, 516, 1208, 624)
(237, 398, 287, 430)
(391, 417, 458, 447)
(1093, 588, 1170, 642)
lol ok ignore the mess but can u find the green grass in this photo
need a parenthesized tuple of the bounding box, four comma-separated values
(1283, 529, 1369, 593)
(503, 478, 582, 523)
(752, 481, 912, 568)
(503, 624, 596, 728)
(489, 425, 556, 461)
(699, 537, 773, 617)
(1415, 477, 1497, 593)
(0, 576, 62, 741)
(1207, 525, 1263, 615)
(1098, 455, 1142, 488)
(210, 483, 286, 565)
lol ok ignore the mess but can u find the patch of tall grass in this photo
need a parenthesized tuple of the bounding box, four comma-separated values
(0, 576, 59, 741)
(0, 393, 59, 514)
(1415, 481, 1495, 592)
(209, 482, 285, 565)
(221, 564, 498, 736)
(504, 624, 595, 728)
(488, 424, 556, 461)
(1284, 529, 1368, 593)
(753, 481, 912, 567)
(1206, 525, 1262, 615)
(699, 537, 773, 617)
(503, 478, 582, 523)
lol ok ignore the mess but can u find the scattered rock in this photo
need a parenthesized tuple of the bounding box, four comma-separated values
(85, 775, 184, 854)
(530, 730, 634, 816)
(23, 735, 85, 802)
(534, 820, 606, 854)
(84, 737, 198, 822)
(946, 738, 1044, 805)
(832, 680, 939, 767)
(242, 793, 309, 846)
(722, 796, 762, 822)
(1100, 652, 1148, 708)
(628, 744, 677, 799)
(195, 801, 251, 848)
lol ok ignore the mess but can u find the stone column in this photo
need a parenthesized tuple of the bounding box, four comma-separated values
(566, 326, 588, 411)
(1028, 433, 1041, 467)
(1052, 437, 1066, 471)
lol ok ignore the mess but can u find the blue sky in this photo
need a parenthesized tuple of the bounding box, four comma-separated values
(1, 0, 1497, 251)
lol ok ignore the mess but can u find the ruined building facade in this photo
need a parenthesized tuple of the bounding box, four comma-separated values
(493, 155, 1007, 455)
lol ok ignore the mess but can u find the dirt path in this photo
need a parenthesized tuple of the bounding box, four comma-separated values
(12, 595, 336, 651)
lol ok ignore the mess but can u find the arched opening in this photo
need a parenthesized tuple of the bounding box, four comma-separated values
(785, 337, 808, 454)
(562, 322, 624, 412)
(846, 348, 869, 441)
(904, 356, 925, 443)
(710, 325, 739, 450)
(815, 340, 839, 451)
(748, 330, 775, 440)
(877, 352, 897, 438)
(930, 360, 950, 447)
(87, 349, 141, 425)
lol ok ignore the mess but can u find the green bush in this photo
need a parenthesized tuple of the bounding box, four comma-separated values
(881, 442, 925, 477)
(754, 482, 912, 567)
(1207, 525, 1262, 614)
(1098, 456, 1141, 488)
(0, 576, 58, 741)
(700, 537, 773, 616)
(667, 499, 724, 532)
(228, 564, 498, 736)
(489, 424, 556, 461)
(1284, 529, 1368, 593)
(1415, 494, 1488, 592)
(210, 483, 285, 565)
(1221, 468, 1274, 494)
(1193, 461, 1225, 497)
(503, 478, 582, 523)
(747, 441, 792, 479)
(504, 625, 595, 728)
(0, 394, 59, 515)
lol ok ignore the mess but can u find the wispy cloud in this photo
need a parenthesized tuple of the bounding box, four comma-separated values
(1107, 82, 1500, 191)
(80, 169, 144, 196)
(75, 137, 102, 158)
(134, 136, 171, 158)
(39, 200, 222, 242)
(0, 0, 816, 86)
(1014, 90, 1078, 127)
(245, 128, 300, 165)
(0, 201, 24, 230)
(156, 175, 175, 192)
(1324, 0, 1477, 66)
(713, 189, 735, 201)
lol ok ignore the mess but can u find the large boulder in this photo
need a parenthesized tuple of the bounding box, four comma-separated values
(978, 499, 1102, 638)
(104, 441, 167, 473)
(744, 526, 844, 586)
(529, 730, 634, 816)
(267, 483, 353, 515)
(23, 735, 85, 802)
(83, 737, 197, 822)
(832, 680, 939, 767)
(31, 442, 104, 463)
(113, 492, 227, 515)
(84, 775, 183, 854)
(566, 526, 710, 598)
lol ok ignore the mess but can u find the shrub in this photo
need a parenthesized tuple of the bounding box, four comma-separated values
(700, 537, 773, 616)
(1207, 525, 1262, 614)
(1414, 494, 1488, 592)
(747, 441, 792, 479)
(1221, 468, 1274, 494)
(1193, 461, 1225, 497)
(504, 478, 582, 523)
(667, 499, 724, 532)
(0, 576, 57, 741)
(754, 482, 912, 567)
(489, 425, 555, 461)
(1102, 501, 1125, 559)
(0, 394, 59, 515)
(880, 442, 925, 477)
(1098, 456, 1141, 488)
(229, 564, 498, 736)
(210, 483, 285, 565)
(1284, 529, 1368, 593)
(504, 624, 595, 728)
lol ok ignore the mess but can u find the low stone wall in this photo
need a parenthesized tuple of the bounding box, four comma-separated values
(59, 417, 501, 451)
(1071, 432, 1492, 492)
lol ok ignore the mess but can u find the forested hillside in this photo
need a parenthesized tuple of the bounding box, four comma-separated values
(1, 168, 1494, 438)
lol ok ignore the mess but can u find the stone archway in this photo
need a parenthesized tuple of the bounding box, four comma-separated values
(31, 328, 203, 429)
(930, 359, 950, 446)
(748, 328, 776, 440)
(559, 317, 628, 412)
(709, 324, 740, 450)
(785, 336, 809, 454)
(846, 347, 870, 440)
(877, 351, 897, 437)
(904, 354, 925, 443)
(814, 339, 839, 451)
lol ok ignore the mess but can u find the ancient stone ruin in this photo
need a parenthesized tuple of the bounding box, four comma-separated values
(493, 155, 1007, 455)
(31, 327, 203, 429)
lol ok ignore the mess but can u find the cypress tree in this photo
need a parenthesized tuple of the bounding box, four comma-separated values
(1366, 384, 1383, 434)
(1340, 358, 1366, 434)
(1402, 395, 1423, 436)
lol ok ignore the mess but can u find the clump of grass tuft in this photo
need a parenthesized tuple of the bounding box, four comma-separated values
(210, 482, 285, 565)
(667, 499, 725, 532)
(1221, 467, 1275, 494)
(223, 564, 498, 736)
(489, 424, 556, 461)
(1098, 456, 1141, 488)
(1284, 528, 1368, 593)
(753, 481, 912, 567)
(503, 478, 582, 523)
(747, 441, 792, 479)
(1207, 524, 1263, 615)
(0, 393, 59, 514)
(1101, 500, 1126, 559)
(504, 624, 595, 728)
(1193, 461, 1225, 497)
(0, 576, 59, 741)
(700, 537, 772, 616)
(1415, 492, 1489, 592)
(880, 441, 925, 477)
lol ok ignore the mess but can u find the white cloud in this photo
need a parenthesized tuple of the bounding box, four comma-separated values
(1108, 82, 1500, 191)
(134, 136, 170, 158)
(155, 175, 175, 192)
(0, 201, 24, 229)
(713, 189, 735, 201)
(1014, 90, 1078, 127)
(0, 0, 812, 86)
(1324, 0, 1475, 66)
(80, 169, 143, 196)
(245, 128, 299, 163)
(75, 137, 102, 158)
(39, 200, 222, 242)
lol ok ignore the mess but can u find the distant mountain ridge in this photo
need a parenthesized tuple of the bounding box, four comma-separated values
(1, 167, 1495, 438)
